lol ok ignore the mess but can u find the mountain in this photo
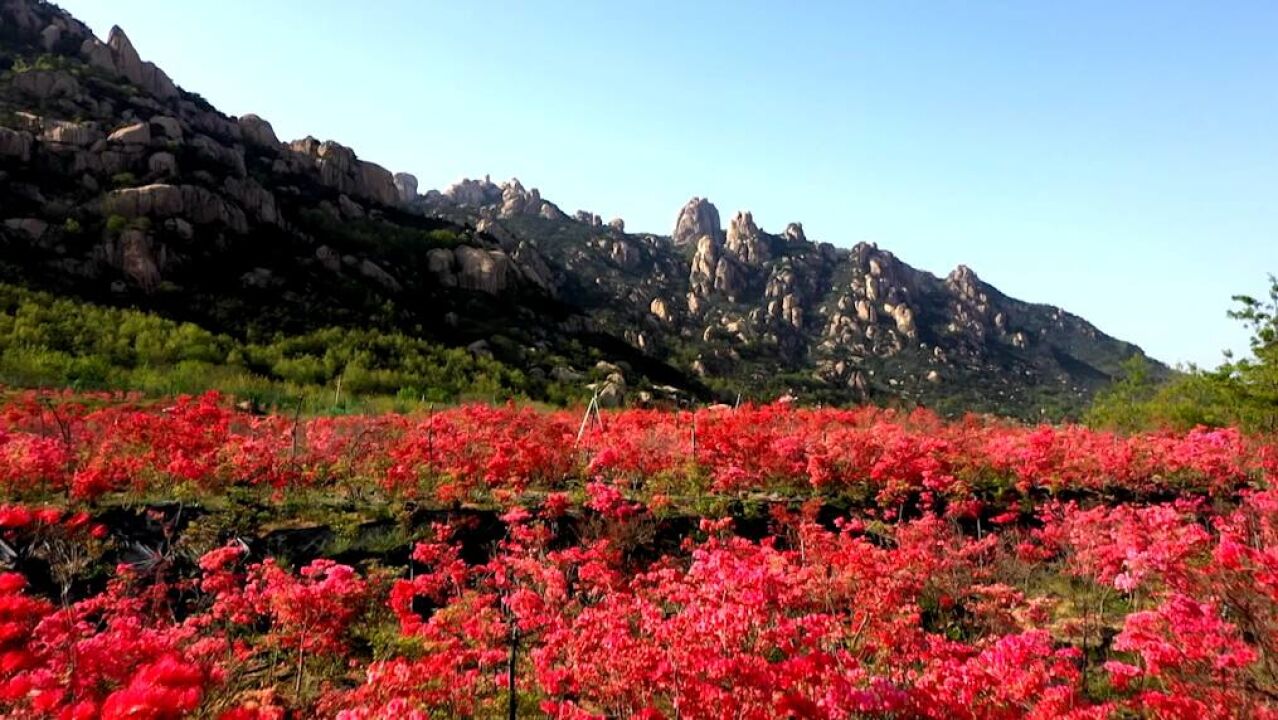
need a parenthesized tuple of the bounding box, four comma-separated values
(0, 0, 1160, 417)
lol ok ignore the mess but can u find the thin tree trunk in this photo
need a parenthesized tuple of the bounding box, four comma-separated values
(295, 645, 305, 697)
(507, 624, 519, 720)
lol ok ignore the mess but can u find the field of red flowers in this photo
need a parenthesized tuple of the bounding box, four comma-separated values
(1, 390, 1277, 718)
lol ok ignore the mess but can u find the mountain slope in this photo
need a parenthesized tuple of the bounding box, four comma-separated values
(0, 0, 1160, 417)
(425, 190, 1156, 416)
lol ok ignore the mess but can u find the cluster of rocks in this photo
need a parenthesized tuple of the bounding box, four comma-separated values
(89, 26, 177, 98)
(814, 243, 924, 390)
(0, 3, 182, 103)
(2, 92, 280, 285)
(647, 195, 1066, 393)
(422, 176, 628, 236)
(239, 111, 412, 214)
(425, 175, 566, 221)
(725, 211, 769, 265)
(426, 245, 510, 294)
(942, 265, 1025, 348)
(101, 183, 253, 231)
(0, 1, 451, 296)
(673, 198, 823, 330)
(282, 137, 398, 207)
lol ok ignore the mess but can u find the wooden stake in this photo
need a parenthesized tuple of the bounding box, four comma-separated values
(575, 391, 599, 446)
(289, 397, 303, 465)
(427, 402, 436, 464)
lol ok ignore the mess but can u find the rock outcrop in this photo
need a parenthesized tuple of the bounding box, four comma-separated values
(80, 26, 179, 99)
(435, 176, 571, 222)
(426, 248, 458, 287)
(0, 128, 34, 162)
(443, 176, 503, 207)
(33, 116, 101, 147)
(499, 179, 543, 217)
(147, 151, 177, 176)
(784, 222, 806, 244)
(455, 246, 511, 294)
(238, 114, 280, 148)
(100, 184, 249, 232)
(688, 233, 745, 302)
(725, 211, 769, 265)
(12, 69, 80, 100)
(286, 137, 398, 207)
(115, 227, 162, 290)
(393, 173, 418, 204)
(650, 297, 673, 322)
(358, 259, 401, 292)
(150, 116, 182, 141)
(108, 121, 151, 145)
(673, 196, 721, 245)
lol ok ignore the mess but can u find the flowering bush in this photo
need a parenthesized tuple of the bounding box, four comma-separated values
(0, 391, 1274, 717)
(0, 391, 1270, 506)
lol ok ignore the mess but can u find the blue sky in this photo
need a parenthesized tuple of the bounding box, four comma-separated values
(62, 1, 1277, 368)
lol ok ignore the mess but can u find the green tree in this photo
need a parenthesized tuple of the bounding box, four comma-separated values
(1221, 273, 1278, 431)
(1088, 274, 1278, 433)
(1084, 355, 1161, 433)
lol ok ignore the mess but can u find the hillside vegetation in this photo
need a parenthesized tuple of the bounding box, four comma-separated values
(0, 284, 575, 411)
(1088, 275, 1278, 434)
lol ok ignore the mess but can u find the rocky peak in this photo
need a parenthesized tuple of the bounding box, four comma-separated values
(499, 178, 541, 217)
(105, 27, 141, 83)
(75, 25, 179, 99)
(944, 264, 998, 341)
(784, 222, 806, 244)
(946, 264, 983, 298)
(673, 197, 721, 246)
(725, 210, 769, 265)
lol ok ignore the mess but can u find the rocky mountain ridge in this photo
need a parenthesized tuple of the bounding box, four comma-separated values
(0, 0, 1157, 416)
(408, 179, 1154, 414)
